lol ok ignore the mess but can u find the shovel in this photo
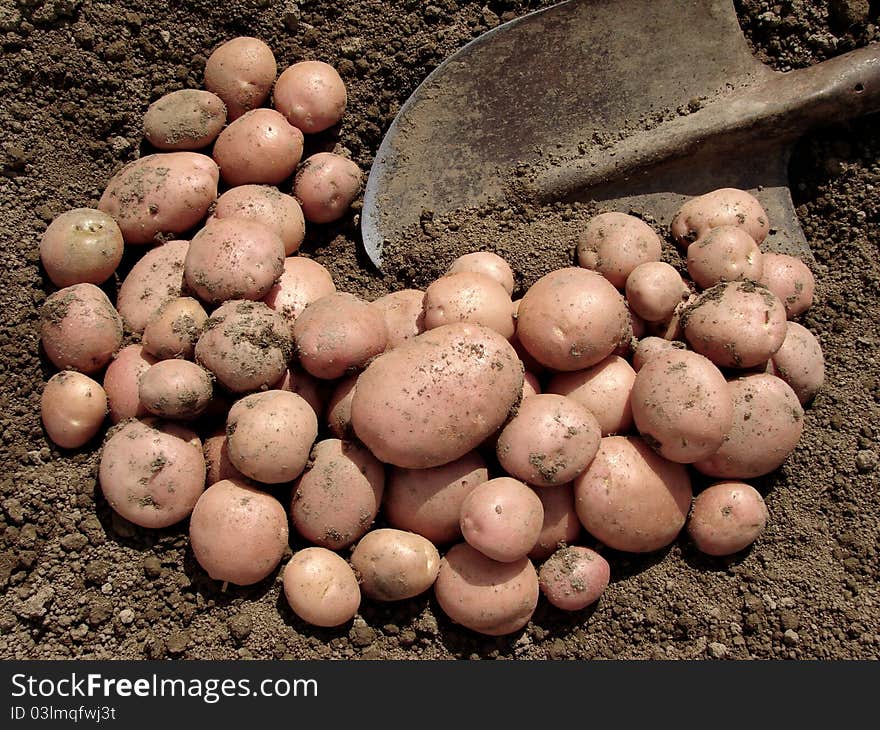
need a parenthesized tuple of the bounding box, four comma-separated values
(361, 0, 879, 267)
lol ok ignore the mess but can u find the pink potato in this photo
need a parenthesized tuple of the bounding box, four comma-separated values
(143, 89, 227, 151)
(283, 548, 361, 627)
(759, 252, 815, 318)
(350, 529, 441, 602)
(539, 546, 610, 611)
(631, 336, 686, 372)
(688, 481, 768, 556)
(203, 428, 245, 485)
(116, 240, 189, 333)
(768, 321, 825, 404)
(625, 261, 689, 323)
(577, 212, 663, 288)
(574, 436, 692, 552)
(511, 298, 546, 374)
(529, 484, 581, 561)
(434, 542, 539, 636)
(102, 345, 157, 423)
(40, 283, 122, 374)
(263, 256, 336, 328)
(272, 366, 327, 418)
(141, 297, 208, 360)
(99, 419, 205, 529)
(326, 375, 358, 438)
(41, 371, 107, 449)
(686, 225, 763, 289)
(670, 188, 769, 248)
(204, 36, 277, 121)
(273, 60, 347, 134)
(522, 371, 541, 398)
(98, 153, 218, 245)
(423, 271, 515, 339)
(189, 478, 288, 586)
(447, 252, 515, 295)
(213, 108, 304, 186)
(212, 185, 306, 256)
(293, 152, 363, 224)
(370, 289, 426, 348)
(40, 208, 124, 287)
(138, 360, 213, 420)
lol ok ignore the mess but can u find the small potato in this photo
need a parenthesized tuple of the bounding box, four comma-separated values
(103, 345, 157, 423)
(184, 218, 285, 304)
(99, 419, 205, 528)
(272, 366, 327, 418)
(547, 355, 635, 436)
(670, 187, 769, 247)
(264, 256, 336, 327)
(213, 185, 306, 256)
(293, 292, 388, 379)
(423, 272, 515, 339)
(693, 373, 804, 479)
(577, 212, 663, 288)
(539, 546, 610, 611)
(189, 478, 288, 586)
(226, 390, 318, 484)
(370, 289, 426, 348)
(768, 321, 825, 404)
(686, 225, 763, 289)
(683, 280, 787, 368)
(291, 439, 384, 549)
(40, 283, 122, 374)
(40, 208, 124, 287)
(204, 36, 277, 120)
(632, 336, 686, 372)
(759, 252, 815, 318)
(143, 89, 227, 150)
(98, 153, 218, 245)
(447, 252, 515, 295)
(434, 542, 539, 636)
(529, 484, 581, 561)
(293, 152, 363, 224)
(203, 428, 245, 485)
(195, 300, 293, 393)
(41, 371, 107, 449)
(116, 240, 189, 333)
(574, 436, 692, 553)
(496, 394, 601, 486)
(516, 267, 630, 371)
(625, 261, 689, 323)
(460, 477, 544, 562)
(141, 297, 208, 360)
(274, 60, 347, 134)
(350, 529, 441, 601)
(384, 451, 488, 544)
(213, 108, 304, 186)
(139, 360, 213, 420)
(688, 482, 769, 556)
(326, 375, 358, 438)
(283, 548, 360, 627)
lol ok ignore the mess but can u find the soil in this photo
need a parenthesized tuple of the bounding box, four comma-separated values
(0, 0, 878, 660)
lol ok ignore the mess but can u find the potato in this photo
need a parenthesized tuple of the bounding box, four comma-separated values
(460, 477, 544, 562)
(574, 436, 692, 552)
(41, 371, 107, 449)
(423, 271, 515, 339)
(648, 292, 697, 342)
(273, 60, 347, 134)
(670, 187, 769, 247)
(99, 418, 205, 528)
(203, 428, 245, 485)
(326, 375, 358, 438)
(516, 267, 630, 371)
(351, 323, 523, 468)
(682, 280, 787, 368)
(189, 478, 288, 586)
(529, 484, 581, 561)
(447, 252, 515, 295)
(759, 252, 815, 317)
(632, 336, 686, 372)
(40, 208, 124, 287)
(213, 109, 304, 187)
(370, 289, 426, 348)
(204, 36, 276, 120)
(547, 355, 635, 436)
(496, 394, 601, 486)
(184, 218, 285, 304)
(195, 300, 293, 393)
(384, 451, 488, 544)
(631, 349, 733, 463)
(226, 390, 317, 484)
(577, 212, 663, 288)
(98, 153, 218, 245)
(434, 542, 539, 636)
(143, 89, 227, 151)
(283, 548, 360, 627)
(139, 360, 213, 420)
(350, 529, 441, 601)
(511, 298, 546, 374)
(213, 185, 306, 256)
(272, 366, 327, 418)
(116, 240, 189, 333)
(539, 546, 610, 611)
(40, 283, 122, 374)
(522, 371, 541, 399)
(688, 481, 768, 556)
(264, 256, 336, 328)
(624, 261, 689, 323)
(693, 373, 804, 478)
(103, 345, 157, 423)
(768, 321, 825, 404)
(141, 297, 207, 360)
(293, 152, 363, 224)
(290, 439, 384, 549)
(686, 225, 763, 289)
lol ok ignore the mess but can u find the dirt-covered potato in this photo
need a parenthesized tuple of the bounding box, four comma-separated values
(577, 212, 663, 288)
(686, 225, 763, 289)
(274, 60, 347, 134)
(203, 428, 245, 485)
(625, 261, 689, 323)
(283, 548, 360, 627)
(204, 36, 277, 120)
(40, 208, 124, 287)
(139, 360, 213, 420)
(41, 371, 107, 449)
(40, 283, 122, 374)
(631, 336, 686, 372)
(447, 251, 515, 295)
(212, 185, 306, 256)
(670, 187, 769, 248)
(102, 345, 157, 423)
(350, 529, 441, 601)
(141, 297, 208, 360)
(529, 484, 581, 561)
(116, 240, 189, 334)
(293, 152, 363, 224)
(423, 271, 515, 339)
(264, 256, 336, 328)
(213, 108, 304, 186)
(369, 289, 426, 349)
(539, 546, 610, 611)
(768, 321, 825, 404)
(688, 481, 768, 556)
(759, 252, 815, 318)
(143, 89, 227, 151)
(99, 419, 205, 528)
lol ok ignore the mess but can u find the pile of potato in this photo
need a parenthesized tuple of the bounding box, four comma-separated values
(36, 36, 825, 638)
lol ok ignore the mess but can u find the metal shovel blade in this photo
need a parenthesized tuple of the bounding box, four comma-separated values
(362, 0, 879, 267)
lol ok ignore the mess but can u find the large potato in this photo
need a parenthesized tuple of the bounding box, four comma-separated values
(283, 548, 360, 627)
(369, 289, 426, 349)
(116, 240, 189, 333)
(103, 345, 157, 423)
(423, 272, 515, 339)
(688, 481, 769, 556)
(625, 261, 689, 323)
(539, 546, 610, 611)
(577, 212, 663, 288)
(759, 252, 815, 318)
(350, 529, 440, 601)
(670, 187, 769, 247)
(143, 89, 227, 151)
(141, 297, 208, 360)
(686, 225, 763, 289)
(138, 360, 213, 420)
(293, 152, 362, 224)
(213, 185, 306, 256)
(204, 36, 277, 120)
(350, 323, 523, 468)
(529, 484, 581, 561)
(768, 321, 825, 404)
(264, 256, 336, 328)
(41, 371, 107, 449)
(40, 208, 124, 287)
(274, 60, 347, 134)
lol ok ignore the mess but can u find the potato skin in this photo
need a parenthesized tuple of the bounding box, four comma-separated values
(264, 256, 336, 328)
(529, 484, 581, 561)
(203, 428, 245, 485)
(116, 240, 189, 334)
(213, 185, 306, 256)
(41, 371, 108, 449)
(283, 548, 360, 627)
(688, 482, 768, 556)
(143, 89, 227, 151)
(274, 60, 347, 134)
(670, 187, 769, 247)
(103, 345, 157, 423)
(272, 366, 327, 419)
(768, 321, 824, 405)
(326, 374, 358, 438)
(759, 252, 815, 318)
(370, 289, 426, 349)
(632, 336, 686, 372)
(141, 297, 208, 360)
(40, 208, 124, 287)
(423, 272, 515, 339)
(139, 360, 213, 420)
(686, 225, 763, 290)
(539, 546, 610, 611)
(625, 261, 689, 323)
(204, 36, 276, 121)
(350, 323, 523, 469)
(350, 529, 441, 601)
(213, 108, 304, 186)
(448, 252, 515, 295)
(293, 152, 363, 224)
(577, 212, 662, 288)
